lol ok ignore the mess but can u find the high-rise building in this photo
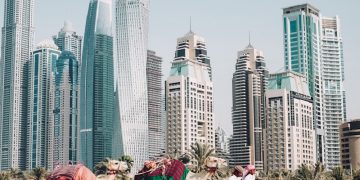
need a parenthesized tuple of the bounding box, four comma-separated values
(146, 50, 163, 159)
(80, 0, 114, 169)
(0, 0, 35, 170)
(339, 119, 360, 171)
(321, 16, 346, 168)
(215, 127, 230, 160)
(53, 21, 82, 63)
(27, 40, 61, 169)
(283, 4, 346, 168)
(165, 31, 215, 155)
(229, 43, 267, 170)
(264, 71, 316, 172)
(282, 5, 324, 165)
(113, 0, 149, 170)
(49, 51, 79, 169)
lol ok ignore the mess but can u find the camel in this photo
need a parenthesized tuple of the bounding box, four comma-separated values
(134, 156, 228, 180)
(96, 160, 133, 180)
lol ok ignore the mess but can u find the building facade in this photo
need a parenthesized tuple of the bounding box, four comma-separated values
(283, 4, 324, 166)
(53, 21, 82, 63)
(215, 127, 230, 160)
(48, 51, 79, 169)
(229, 44, 267, 170)
(321, 16, 346, 168)
(0, 0, 35, 170)
(340, 119, 360, 171)
(165, 31, 215, 155)
(283, 4, 346, 168)
(80, 0, 114, 168)
(264, 71, 316, 172)
(113, 0, 149, 170)
(27, 40, 61, 169)
(147, 50, 163, 159)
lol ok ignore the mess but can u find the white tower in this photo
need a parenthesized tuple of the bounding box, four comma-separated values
(114, 0, 150, 171)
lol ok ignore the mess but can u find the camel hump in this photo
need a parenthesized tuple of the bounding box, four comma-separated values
(47, 164, 96, 180)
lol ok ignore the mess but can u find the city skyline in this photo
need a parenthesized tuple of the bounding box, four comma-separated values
(1, 0, 357, 136)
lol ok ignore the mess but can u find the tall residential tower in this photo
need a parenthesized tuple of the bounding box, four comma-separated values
(283, 4, 324, 165)
(113, 0, 149, 170)
(283, 4, 346, 168)
(27, 40, 61, 169)
(165, 31, 215, 155)
(147, 50, 164, 159)
(0, 0, 35, 170)
(230, 44, 268, 170)
(50, 51, 80, 169)
(80, 0, 114, 168)
(53, 21, 82, 63)
(264, 71, 316, 172)
(321, 16, 346, 168)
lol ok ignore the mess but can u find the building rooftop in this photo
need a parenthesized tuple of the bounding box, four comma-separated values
(268, 71, 310, 96)
(283, 3, 320, 15)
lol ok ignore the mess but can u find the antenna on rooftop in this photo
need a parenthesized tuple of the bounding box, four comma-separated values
(190, 16, 192, 33)
(249, 31, 251, 45)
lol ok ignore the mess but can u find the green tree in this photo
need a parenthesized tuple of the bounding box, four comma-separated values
(189, 142, 215, 173)
(9, 168, 25, 179)
(293, 162, 329, 180)
(28, 167, 47, 180)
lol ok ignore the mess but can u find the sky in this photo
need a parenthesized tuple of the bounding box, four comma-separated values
(0, 0, 359, 135)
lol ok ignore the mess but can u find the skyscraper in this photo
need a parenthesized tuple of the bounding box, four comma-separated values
(321, 16, 346, 168)
(230, 44, 267, 171)
(80, 0, 114, 168)
(264, 71, 316, 172)
(215, 127, 230, 160)
(165, 31, 215, 155)
(49, 51, 79, 169)
(53, 21, 82, 63)
(27, 40, 61, 169)
(0, 0, 35, 170)
(113, 0, 149, 170)
(147, 50, 163, 159)
(283, 4, 346, 168)
(283, 3, 324, 165)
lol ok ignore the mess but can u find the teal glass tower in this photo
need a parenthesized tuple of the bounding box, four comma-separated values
(51, 51, 79, 168)
(80, 0, 114, 169)
(283, 4, 324, 165)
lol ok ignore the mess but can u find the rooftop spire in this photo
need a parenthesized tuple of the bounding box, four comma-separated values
(189, 16, 193, 33)
(247, 31, 254, 49)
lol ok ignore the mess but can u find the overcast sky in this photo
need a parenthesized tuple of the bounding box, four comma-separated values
(1, 0, 359, 135)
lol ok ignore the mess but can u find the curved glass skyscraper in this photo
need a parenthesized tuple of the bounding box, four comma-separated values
(80, 0, 114, 168)
(114, 0, 149, 170)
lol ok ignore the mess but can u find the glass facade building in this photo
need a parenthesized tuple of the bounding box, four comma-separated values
(80, 0, 114, 169)
(27, 40, 61, 169)
(0, 0, 35, 170)
(283, 4, 347, 168)
(53, 21, 82, 63)
(49, 51, 79, 169)
(283, 3, 324, 165)
(114, 0, 149, 170)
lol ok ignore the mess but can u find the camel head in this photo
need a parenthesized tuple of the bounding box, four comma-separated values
(107, 160, 129, 175)
(203, 156, 228, 173)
